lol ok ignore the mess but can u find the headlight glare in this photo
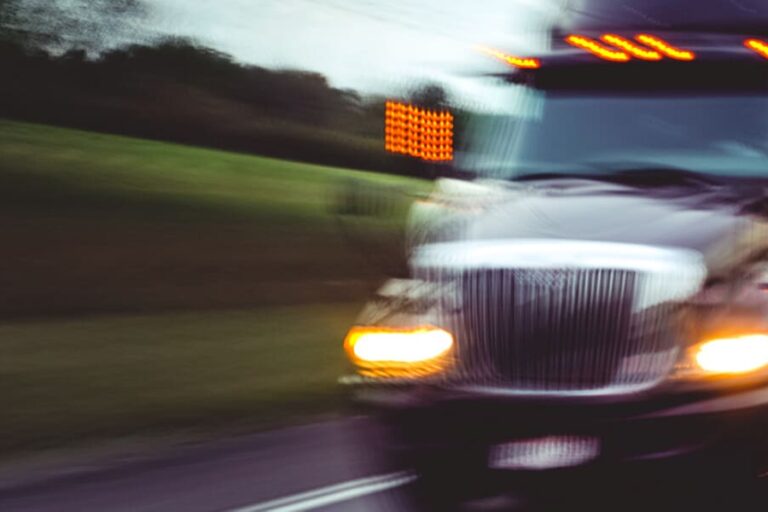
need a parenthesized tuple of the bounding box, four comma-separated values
(344, 325, 454, 378)
(694, 334, 768, 375)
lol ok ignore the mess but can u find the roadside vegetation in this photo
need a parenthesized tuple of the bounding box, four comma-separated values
(0, 119, 429, 458)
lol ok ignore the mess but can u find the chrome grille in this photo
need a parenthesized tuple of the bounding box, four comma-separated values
(413, 239, 707, 394)
(455, 268, 675, 390)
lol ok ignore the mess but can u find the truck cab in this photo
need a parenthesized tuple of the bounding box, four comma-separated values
(342, 2, 768, 509)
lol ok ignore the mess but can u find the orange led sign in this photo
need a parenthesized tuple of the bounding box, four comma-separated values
(476, 45, 540, 69)
(385, 101, 453, 162)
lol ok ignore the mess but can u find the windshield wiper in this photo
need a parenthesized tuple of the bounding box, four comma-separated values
(517, 163, 723, 188)
(600, 167, 722, 187)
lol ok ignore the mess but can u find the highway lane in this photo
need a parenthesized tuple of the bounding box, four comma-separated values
(0, 415, 718, 512)
(0, 417, 418, 512)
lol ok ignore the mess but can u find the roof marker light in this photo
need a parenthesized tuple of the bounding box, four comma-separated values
(634, 34, 695, 61)
(475, 45, 541, 69)
(601, 34, 662, 61)
(745, 38, 768, 59)
(566, 35, 630, 62)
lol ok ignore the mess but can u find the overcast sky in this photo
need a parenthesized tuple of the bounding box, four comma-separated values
(133, 0, 561, 107)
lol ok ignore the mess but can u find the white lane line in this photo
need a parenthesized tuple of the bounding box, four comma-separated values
(228, 472, 415, 512)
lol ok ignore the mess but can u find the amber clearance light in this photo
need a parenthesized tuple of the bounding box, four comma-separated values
(475, 45, 541, 69)
(745, 38, 768, 59)
(566, 33, 695, 62)
(344, 326, 454, 378)
(566, 35, 630, 62)
(634, 34, 695, 61)
(694, 334, 768, 375)
(601, 34, 662, 61)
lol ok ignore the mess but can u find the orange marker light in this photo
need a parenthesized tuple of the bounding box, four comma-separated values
(635, 34, 695, 61)
(566, 35, 630, 62)
(745, 38, 768, 59)
(601, 34, 662, 61)
(475, 45, 541, 69)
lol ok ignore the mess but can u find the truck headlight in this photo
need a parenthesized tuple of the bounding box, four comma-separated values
(693, 334, 768, 375)
(343, 325, 454, 378)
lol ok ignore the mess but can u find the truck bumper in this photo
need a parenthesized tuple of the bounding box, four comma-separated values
(352, 384, 768, 500)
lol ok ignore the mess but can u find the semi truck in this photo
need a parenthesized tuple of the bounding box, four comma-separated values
(342, 1, 768, 509)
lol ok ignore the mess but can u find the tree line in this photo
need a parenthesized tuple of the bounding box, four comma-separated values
(0, 29, 456, 176)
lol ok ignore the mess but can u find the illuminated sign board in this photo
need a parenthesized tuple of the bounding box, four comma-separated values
(385, 101, 454, 162)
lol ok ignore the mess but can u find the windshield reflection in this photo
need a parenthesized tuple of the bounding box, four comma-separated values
(463, 93, 768, 179)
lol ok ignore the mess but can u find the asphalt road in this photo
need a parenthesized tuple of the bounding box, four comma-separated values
(0, 417, 421, 512)
(0, 416, 737, 512)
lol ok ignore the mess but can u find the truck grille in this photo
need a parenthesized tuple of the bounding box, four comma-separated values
(413, 240, 706, 394)
(455, 268, 675, 391)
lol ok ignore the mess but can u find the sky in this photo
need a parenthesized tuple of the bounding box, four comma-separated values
(133, 0, 562, 108)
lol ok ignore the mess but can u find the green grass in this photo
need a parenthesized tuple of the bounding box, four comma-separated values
(0, 119, 430, 458)
(0, 120, 421, 223)
(0, 119, 430, 316)
(0, 303, 359, 455)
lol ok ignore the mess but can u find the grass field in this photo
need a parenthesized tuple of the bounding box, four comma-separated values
(0, 303, 359, 455)
(0, 120, 429, 316)
(0, 119, 429, 459)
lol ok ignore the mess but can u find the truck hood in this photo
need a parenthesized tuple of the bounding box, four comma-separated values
(464, 180, 768, 277)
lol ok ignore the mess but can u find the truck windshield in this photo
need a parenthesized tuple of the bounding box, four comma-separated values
(467, 93, 768, 180)
(562, 0, 768, 32)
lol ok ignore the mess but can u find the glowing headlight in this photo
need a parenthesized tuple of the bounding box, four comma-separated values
(344, 326, 454, 378)
(694, 334, 768, 375)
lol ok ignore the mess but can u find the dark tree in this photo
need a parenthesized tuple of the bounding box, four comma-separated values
(408, 83, 450, 110)
(0, 15, 440, 177)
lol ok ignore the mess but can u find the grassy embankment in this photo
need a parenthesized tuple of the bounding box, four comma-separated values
(0, 120, 429, 456)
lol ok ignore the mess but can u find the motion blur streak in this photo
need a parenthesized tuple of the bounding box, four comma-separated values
(227, 472, 415, 512)
(565, 35, 630, 62)
(601, 34, 662, 61)
(745, 38, 768, 59)
(635, 34, 695, 61)
(475, 44, 541, 69)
